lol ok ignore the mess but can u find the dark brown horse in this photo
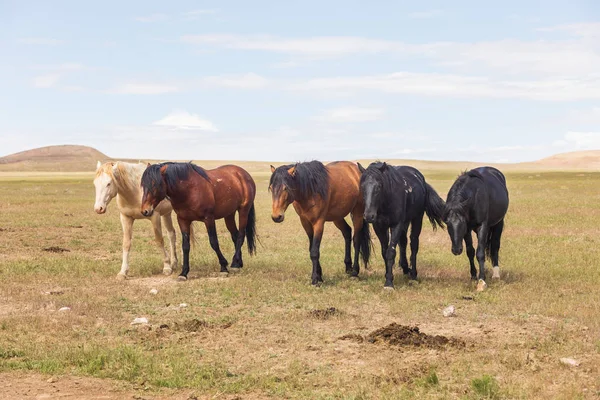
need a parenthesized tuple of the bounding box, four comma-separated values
(140, 162, 257, 280)
(269, 160, 371, 285)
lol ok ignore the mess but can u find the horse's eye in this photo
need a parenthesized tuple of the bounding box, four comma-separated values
(282, 186, 287, 191)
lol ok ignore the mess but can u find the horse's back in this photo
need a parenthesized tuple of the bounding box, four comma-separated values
(475, 166, 509, 223)
(207, 164, 256, 210)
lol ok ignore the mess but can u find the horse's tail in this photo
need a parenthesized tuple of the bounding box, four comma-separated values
(358, 221, 373, 268)
(485, 229, 493, 260)
(424, 182, 446, 231)
(245, 204, 257, 256)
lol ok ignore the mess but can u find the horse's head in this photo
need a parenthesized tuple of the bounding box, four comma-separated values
(93, 161, 118, 214)
(359, 162, 386, 223)
(140, 163, 167, 217)
(269, 164, 297, 223)
(444, 204, 468, 255)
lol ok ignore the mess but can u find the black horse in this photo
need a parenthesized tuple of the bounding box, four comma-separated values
(443, 166, 509, 291)
(358, 162, 445, 289)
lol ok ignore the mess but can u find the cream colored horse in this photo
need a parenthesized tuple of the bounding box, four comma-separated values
(94, 161, 177, 279)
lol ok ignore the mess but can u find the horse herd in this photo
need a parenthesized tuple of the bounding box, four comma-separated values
(93, 159, 509, 292)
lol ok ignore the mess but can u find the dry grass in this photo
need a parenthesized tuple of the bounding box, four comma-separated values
(1, 167, 600, 399)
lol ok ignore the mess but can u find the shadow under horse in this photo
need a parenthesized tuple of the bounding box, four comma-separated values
(140, 162, 257, 280)
(358, 162, 446, 289)
(269, 160, 372, 286)
(443, 166, 509, 292)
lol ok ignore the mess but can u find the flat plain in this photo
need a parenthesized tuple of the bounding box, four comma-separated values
(1, 163, 599, 399)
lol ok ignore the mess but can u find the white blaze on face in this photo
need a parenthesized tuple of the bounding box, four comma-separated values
(94, 171, 117, 214)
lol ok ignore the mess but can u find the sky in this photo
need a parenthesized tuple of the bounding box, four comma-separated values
(1, 0, 600, 163)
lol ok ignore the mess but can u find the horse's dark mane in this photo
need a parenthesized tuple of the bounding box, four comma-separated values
(142, 162, 210, 193)
(361, 161, 405, 192)
(444, 169, 484, 217)
(270, 160, 329, 199)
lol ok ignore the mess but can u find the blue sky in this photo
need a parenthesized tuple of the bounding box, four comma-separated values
(1, 0, 599, 162)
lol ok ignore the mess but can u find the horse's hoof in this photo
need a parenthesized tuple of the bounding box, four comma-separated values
(220, 271, 229, 277)
(312, 282, 322, 288)
(408, 280, 419, 286)
(383, 285, 395, 291)
(492, 266, 501, 279)
(116, 274, 127, 281)
(349, 275, 359, 280)
(476, 279, 487, 292)
(229, 267, 242, 273)
(177, 275, 188, 282)
(163, 267, 173, 276)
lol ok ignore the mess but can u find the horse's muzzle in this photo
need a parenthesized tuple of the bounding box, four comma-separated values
(364, 213, 376, 224)
(142, 208, 154, 217)
(94, 206, 106, 214)
(272, 214, 284, 223)
(452, 246, 463, 256)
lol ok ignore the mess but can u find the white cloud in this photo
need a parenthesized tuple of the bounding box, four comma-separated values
(181, 34, 406, 58)
(313, 107, 385, 123)
(153, 110, 218, 131)
(17, 37, 63, 45)
(109, 83, 180, 94)
(568, 107, 600, 124)
(32, 74, 60, 88)
(408, 9, 443, 19)
(289, 72, 600, 101)
(200, 73, 268, 89)
(538, 22, 600, 38)
(182, 9, 217, 20)
(553, 132, 600, 149)
(134, 14, 168, 22)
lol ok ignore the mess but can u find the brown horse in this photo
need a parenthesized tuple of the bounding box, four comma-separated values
(140, 162, 257, 280)
(269, 160, 371, 285)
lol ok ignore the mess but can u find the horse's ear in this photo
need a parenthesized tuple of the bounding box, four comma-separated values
(357, 162, 366, 174)
(287, 164, 297, 177)
(147, 162, 152, 169)
(378, 162, 388, 172)
(96, 160, 102, 170)
(270, 165, 276, 173)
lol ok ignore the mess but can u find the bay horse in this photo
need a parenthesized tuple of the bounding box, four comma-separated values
(140, 162, 257, 280)
(443, 166, 509, 292)
(269, 160, 371, 286)
(94, 161, 177, 279)
(358, 162, 445, 289)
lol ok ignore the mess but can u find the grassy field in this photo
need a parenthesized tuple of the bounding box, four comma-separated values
(0, 166, 599, 399)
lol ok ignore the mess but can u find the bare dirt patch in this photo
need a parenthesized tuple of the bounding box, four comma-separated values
(42, 246, 70, 253)
(308, 307, 340, 320)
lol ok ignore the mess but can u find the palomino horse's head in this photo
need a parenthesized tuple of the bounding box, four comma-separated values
(140, 163, 167, 217)
(358, 162, 386, 224)
(94, 161, 118, 214)
(269, 164, 298, 223)
(444, 204, 468, 256)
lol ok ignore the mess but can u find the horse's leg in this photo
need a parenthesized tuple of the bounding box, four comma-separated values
(117, 213, 134, 280)
(408, 218, 423, 281)
(399, 228, 409, 275)
(310, 219, 325, 285)
(350, 212, 365, 277)
(333, 219, 353, 274)
(225, 214, 242, 269)
(162, 213, 178, 273)
(151, 215, 171, 275)
(475, 223, 489, 291)
(384, 223, 404, 289)
(232, 208, 250, 270)
(204, 218, 229, 273)
(373, 223, 389, 267)
(177, 217, 192, 281)
(490, 220, 504, 279)
(464, 231, 477, 280)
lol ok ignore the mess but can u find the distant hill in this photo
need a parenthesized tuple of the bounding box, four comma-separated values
(533, 150, 600, 169)
(0, 145, 111, 172)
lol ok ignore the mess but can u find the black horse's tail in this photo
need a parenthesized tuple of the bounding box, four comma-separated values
(358, 221, 373, 268)
(245, 204, 257, 256)
(424, 183, 446, 231)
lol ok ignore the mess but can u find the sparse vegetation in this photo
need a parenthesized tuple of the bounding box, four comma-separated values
(0, 166, 599, 398)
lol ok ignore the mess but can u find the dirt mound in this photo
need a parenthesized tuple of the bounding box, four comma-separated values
(340, 323, 465, 349)
(174, 318, 211, 332)
(0, 145, 110, 172)
(42, 246, 70, 253)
